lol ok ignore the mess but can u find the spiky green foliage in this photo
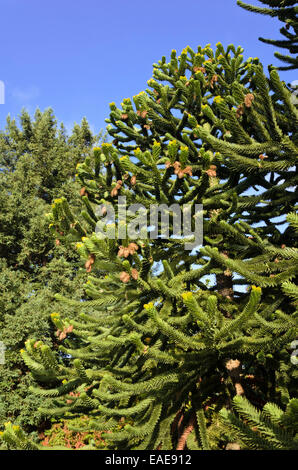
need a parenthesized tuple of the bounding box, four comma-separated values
(220, 395, 298, 449)
(1, 44, 297, 450)
(237, 1, 298, 70)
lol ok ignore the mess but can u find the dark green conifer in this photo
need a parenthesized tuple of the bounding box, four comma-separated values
(0, 109, 98, 436)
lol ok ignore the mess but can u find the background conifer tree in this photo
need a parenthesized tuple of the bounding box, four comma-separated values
(0, 109, 99, 436)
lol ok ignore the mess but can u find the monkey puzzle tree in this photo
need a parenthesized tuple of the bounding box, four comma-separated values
(1, 43, 297, 450)
(237, 0, 298, 70)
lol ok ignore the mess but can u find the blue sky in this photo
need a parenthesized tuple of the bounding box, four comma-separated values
(0, 0, 296, 135)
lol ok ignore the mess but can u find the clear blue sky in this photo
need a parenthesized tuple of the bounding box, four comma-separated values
(0, 0, 296, 135)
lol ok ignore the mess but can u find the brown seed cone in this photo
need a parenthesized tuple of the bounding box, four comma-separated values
(117, 246, 125, 257)
(85, 259, 91, 270)
(120, 272, 130, 283)
(244, 93, 254, 107)
(128, 242, 139, 254)
(131, 268, 139, 280)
